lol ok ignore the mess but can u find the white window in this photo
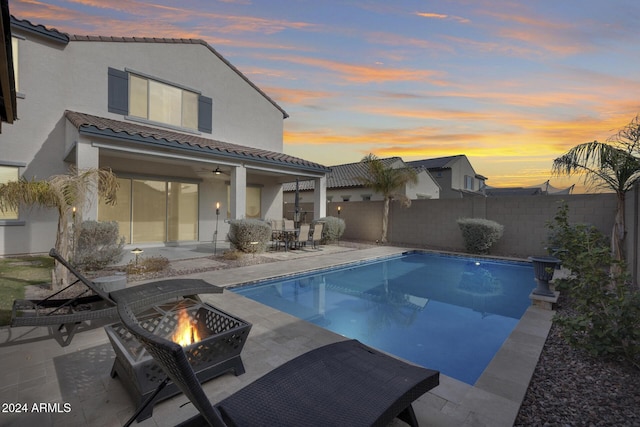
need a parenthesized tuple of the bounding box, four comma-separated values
(129, 74, 199, 130)
(464, 175, 474, 190)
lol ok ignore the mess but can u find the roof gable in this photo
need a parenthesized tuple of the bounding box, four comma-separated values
(10, 16, 287, 119)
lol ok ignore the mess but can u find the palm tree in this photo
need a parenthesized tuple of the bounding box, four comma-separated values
(357, 154, 418, 244)
(552, 115, 640, 262)
(0, 167, 118, 289)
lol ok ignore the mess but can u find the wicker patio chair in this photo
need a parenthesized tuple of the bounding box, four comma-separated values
(117, 302, 440, 427)
(10, 248, 222, 346)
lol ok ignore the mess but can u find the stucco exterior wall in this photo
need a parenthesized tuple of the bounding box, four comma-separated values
(0, 26, 289, 255)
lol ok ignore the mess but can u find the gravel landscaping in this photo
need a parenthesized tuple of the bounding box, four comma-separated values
(515, 294, 640, 426)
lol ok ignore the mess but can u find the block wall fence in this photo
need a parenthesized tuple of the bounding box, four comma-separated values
(289, 194, 619, 257)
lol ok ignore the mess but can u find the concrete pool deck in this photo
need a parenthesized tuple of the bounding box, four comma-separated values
(0, 245, 554, 426)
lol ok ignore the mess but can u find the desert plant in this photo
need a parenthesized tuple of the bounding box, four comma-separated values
(547, 203, 640, 369)
(457, 218, 504, 254)
(73, 220, 125, 270)
(125, 255, 170, 275)
(227, 219, 271, 253)
(312, 216, 345, 244)
(0, 167, 118, 289)
(552, 114, 640, 262)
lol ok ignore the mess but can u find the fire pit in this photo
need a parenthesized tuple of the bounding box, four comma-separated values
(105, 298, 251, 422)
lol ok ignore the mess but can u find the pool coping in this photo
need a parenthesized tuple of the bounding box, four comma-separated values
(184, 245, 554, 426)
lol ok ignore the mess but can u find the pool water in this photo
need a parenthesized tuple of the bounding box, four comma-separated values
(232, 251, 537, 385)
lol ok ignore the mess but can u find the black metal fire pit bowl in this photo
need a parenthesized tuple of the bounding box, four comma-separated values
(105, 298, 251, 422)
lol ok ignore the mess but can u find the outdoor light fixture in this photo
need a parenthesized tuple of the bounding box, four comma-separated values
(214, 167, 222, 175)
(131, 248, 143, 266)
(337, 206, 341, 216)
(214, 202, 220, 255)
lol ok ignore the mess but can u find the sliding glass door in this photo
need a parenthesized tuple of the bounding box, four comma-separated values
(99, 177, 198, 244)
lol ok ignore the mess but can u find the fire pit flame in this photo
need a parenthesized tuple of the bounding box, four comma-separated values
(172, 309, 201, 346)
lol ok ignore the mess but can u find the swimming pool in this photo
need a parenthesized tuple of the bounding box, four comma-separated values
(232, 251, 537, 385)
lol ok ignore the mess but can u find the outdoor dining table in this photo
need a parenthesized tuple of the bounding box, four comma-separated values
(279, 228, 298, 251)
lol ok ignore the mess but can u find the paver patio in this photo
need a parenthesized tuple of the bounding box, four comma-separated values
(0, 245, 553, 426)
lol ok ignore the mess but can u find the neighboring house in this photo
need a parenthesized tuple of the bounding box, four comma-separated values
(406, 155, 487, 198)
(283, 157, 440, 217)
(0, 17, 329, 256)
(0, 0, 16, 132)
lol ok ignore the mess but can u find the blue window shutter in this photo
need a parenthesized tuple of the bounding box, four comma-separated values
(108, 67, 129, 115)
(198, 95, 213, 133)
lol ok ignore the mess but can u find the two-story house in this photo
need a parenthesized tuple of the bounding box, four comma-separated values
(0, 17, 329, 256)
(406, 155, 487, 198)
(282, 157, 440, 221)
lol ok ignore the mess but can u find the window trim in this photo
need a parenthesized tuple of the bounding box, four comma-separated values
(0, 163, 25, 223)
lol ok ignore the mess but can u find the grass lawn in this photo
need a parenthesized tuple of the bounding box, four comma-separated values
(0, 255, 54, 326)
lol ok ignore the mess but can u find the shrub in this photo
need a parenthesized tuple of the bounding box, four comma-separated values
(227, 219, 271, 253)
(548, 203, 640, 369)
(312, 216, 345, 244)
(125, 255, 170, 275)
(74, 220, 125, 270)
(456, 218, 504, 254)
(222, 249, 243, 260)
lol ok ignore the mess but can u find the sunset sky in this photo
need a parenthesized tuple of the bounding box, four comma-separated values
(11, 0, 640, 191)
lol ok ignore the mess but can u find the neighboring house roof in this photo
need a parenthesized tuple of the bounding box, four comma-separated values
(283, 157, 414, 192)
(1, 3, 16, 130)
(406, 155, 464, 170)
(406, 155, 488, 180)
(10, 16, 288, 119)
(65, 111, 330, 173)
(485, 181, 575, 196)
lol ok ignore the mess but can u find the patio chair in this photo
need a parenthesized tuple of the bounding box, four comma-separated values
(10, 248, 222, 346)
(311, 221, 325, 249)
(117, 302, 440, 427)
(283, 218, 294, 230)
(294, 223, 310, 249)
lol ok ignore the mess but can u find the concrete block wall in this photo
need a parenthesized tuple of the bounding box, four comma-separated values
(337, 193, 618, 258)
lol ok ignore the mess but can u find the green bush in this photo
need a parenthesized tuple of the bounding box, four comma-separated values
(312, 216, 345, 244)
(548, 203, 640, 369)
(74, 220, 125, 270)
(456, 218, 504, 254)
(227, 219, 271, 253)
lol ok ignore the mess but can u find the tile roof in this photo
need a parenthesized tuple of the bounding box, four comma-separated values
(65, 111, 330, 173)
(10, 16, 288, 119)
(283, 157, 405, 191)
(405, 155, 465, 170)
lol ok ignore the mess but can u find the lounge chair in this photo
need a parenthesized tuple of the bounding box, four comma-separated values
(10, 248, 222, 346)
(117, 302, 440, 427)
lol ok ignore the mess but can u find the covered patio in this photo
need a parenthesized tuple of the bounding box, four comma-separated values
(63, 111, 330, 249)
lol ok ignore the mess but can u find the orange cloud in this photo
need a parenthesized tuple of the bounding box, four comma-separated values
(414, 11, 470, 24)
(261, 86, 335, 105)
(264, 54, 449, 85)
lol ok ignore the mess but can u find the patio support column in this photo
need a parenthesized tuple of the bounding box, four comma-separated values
(230, 165, 247, 219)
(314, 175, 327, 219)
(76, 138, 100, 220)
